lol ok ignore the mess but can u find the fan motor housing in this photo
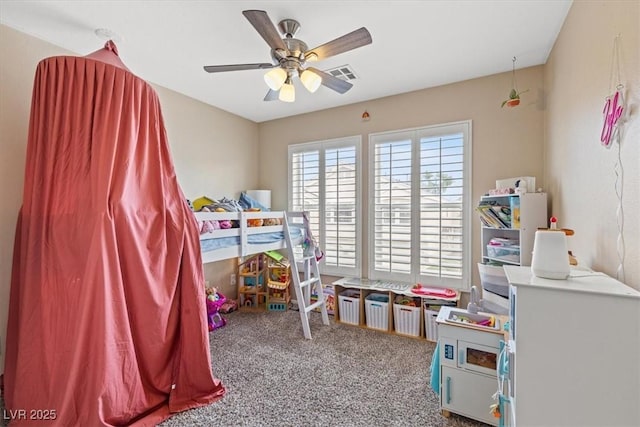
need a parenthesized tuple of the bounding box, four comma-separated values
(271, 38, 308, 66)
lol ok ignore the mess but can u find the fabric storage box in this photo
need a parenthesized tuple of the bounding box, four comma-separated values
(486, 244, 520, 263)
(365, 293, 389, 331)
(478, 263, 509, 298)
(338, 289, 361, 325)
(393, 296, 421, 337)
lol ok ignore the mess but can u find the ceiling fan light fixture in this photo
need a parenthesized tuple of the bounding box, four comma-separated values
(300, 69, 322, 93)
(203, 10, 372, 102)
(279, 79, 295, 102)
(305, 52, 319, 62)
(264, 67, 287, 91)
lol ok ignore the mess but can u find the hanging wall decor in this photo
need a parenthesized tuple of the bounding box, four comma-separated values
(599, 34, 627, 284)
(501, 56, 529, 108)
(601, 35, 625, 149)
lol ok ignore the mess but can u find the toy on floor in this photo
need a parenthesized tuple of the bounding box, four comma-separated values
(205, 286, 227, 331)
(266, 252, 291, 311)
(219, 299, 238, 314)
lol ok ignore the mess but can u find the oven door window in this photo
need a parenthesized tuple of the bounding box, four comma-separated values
(458, 340, 498, 376)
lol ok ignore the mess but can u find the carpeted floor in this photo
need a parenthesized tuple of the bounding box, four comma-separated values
(0, 309, 491, 426)
(159, 309, 490, 427)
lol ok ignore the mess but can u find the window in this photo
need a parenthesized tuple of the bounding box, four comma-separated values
(369, 122, 472, 289)
(288, 136, 361, 277)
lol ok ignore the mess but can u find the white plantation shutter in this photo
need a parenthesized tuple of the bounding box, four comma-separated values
(290, 150, 320, 263)
(290, 149, 320, 234)
(324, 146, 357, 270)
(371, 132, 413, 280)
(418, 130, 465, 285)
(289, 137, 361, 276)
(370, 122, 471, 289)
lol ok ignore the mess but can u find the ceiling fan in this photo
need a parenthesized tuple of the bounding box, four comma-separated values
(203, 10, 372, 102)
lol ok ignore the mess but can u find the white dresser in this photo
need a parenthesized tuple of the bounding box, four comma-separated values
(503, 266, 640, 427)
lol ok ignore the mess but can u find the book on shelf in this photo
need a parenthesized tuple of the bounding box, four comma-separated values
(510, 196, 521, 229)
(475, 203, 511, 228)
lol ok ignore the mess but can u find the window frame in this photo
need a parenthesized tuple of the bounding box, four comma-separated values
(288, 135, 362, 277)
(367, 121, 472, 290)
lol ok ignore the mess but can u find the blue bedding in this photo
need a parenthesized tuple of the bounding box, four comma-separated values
(200, 227, 303, 253)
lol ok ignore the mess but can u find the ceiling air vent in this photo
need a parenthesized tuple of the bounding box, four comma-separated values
(323, 65, 358, 81)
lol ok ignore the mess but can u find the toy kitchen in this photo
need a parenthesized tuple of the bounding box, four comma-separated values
(435, 305, 508, 426)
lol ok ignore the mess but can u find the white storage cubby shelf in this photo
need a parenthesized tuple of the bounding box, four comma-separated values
(332, 278, 459, 341)
(479, 192, 547, 266)
(477, 192, 547, 300)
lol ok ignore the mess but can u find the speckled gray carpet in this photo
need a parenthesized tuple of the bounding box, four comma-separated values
(159, 310, 488, 427)
(0, 310, 489, 426)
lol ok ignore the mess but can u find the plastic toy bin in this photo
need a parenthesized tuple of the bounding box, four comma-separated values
(393, 296, 421, 337)
(486, 245, 520, 263)
(365, 293, 389, 331)
(338, 289, 361, 325)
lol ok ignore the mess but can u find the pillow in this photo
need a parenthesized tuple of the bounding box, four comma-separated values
(239, 192, 270, 211)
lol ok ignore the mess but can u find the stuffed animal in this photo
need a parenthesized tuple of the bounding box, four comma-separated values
(198, 206, 221, 233)
(200, 219, 220, 233)
(263, 218, 281, 226)
(246, 207, 264, 227)
(205, 286, 220, 301)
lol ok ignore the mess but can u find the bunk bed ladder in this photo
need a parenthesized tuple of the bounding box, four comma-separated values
(283, 212, 330, 339)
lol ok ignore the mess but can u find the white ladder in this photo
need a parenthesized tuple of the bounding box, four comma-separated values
(283, 212, 330, 339)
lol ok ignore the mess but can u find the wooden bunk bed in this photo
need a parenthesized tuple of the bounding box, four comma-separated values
(194, 210, 305, 263)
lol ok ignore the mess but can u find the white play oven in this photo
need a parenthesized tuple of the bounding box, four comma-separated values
(436, 307, 506, 426)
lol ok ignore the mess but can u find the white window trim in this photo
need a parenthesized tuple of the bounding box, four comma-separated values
(367, 120, 472, 290)
(288, 135, 362, 277)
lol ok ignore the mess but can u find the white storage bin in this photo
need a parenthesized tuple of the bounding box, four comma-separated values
(424, 309, 440, 342)
(478, 262, 509, 298)
(365, 293, 389, 331)
(338, 289, 361, 325)
(393, 297, 421, 337)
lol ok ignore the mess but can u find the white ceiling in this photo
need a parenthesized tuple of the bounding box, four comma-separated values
(0, 0, 572, 123)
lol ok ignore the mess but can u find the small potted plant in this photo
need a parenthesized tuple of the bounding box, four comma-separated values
(501, 56, 528, 108)
(502, 88, 529, 108)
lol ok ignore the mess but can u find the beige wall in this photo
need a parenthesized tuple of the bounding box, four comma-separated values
(258, 66, 546, 284)
(2, 0, 637, 373)
(0, 24, 258, 370)
(544, 0, 639, 289)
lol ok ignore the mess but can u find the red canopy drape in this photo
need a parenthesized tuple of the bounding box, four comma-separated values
(3, 41, 225, 426)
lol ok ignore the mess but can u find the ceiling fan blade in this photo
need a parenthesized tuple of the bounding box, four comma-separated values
(305, 27, 372, 61)
(242, 10, 287, 51)
(263, 89, 279, 101)
(307, 67, 353, 94)
(204, 63, 275, 73)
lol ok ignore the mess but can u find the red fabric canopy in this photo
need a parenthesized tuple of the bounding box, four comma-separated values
(3, 41, 225, 426)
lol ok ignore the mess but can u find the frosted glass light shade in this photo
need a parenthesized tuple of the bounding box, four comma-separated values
(300, 69, 322, 93)
(279, 82, 295, 102)
(264, 68, 287, 90)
